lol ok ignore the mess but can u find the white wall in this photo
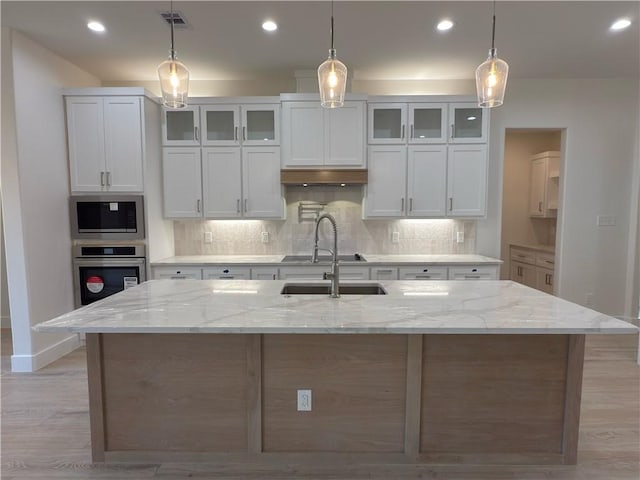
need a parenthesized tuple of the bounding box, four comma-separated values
(483, 79, 639, 316)
(1, 29, 100, 371)
(0, 197, 10, 328)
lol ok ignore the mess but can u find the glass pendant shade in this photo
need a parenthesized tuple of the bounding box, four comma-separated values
(318, 49, 348, 108)
(475, 48, 509, 108)
(158, 55, 189, 109)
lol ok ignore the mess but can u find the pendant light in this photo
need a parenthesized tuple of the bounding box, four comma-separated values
(475, 0, 509, 108)
(317, 0, 348, 108)
(157, 0, 189, 108)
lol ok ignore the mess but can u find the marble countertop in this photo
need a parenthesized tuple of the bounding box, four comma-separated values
(510, 244, 556, 254)
(151, 254, 503, 266)
(34, 279, 637, 335)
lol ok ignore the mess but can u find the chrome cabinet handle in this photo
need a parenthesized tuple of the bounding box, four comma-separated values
(409, 198, 413, 212)
(197, 199, 201, 213)
(106, 171, 111, 187)
(401, 198, 405, 212)
(449, 197, 453, 211)
(170, 275, 187, 279)
(450, 124, 455, 138)
(244, 199, 248, 213)
(236, 199, 241, 213)
(465, 275, 481, 279)
(243, 126, 246, 141)
(100, 171, 105, 186)
(234, 126, 238, 141)
(377, 269, 393, 273)
(416, 275, 432, 279)
(539, 201, 542, 212)
(194, 126, 199, 142)
(410, 124, 414, 139)
(401, 125, 405, 139)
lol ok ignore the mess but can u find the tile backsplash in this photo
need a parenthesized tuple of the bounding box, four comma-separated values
(174, 186, 476, 255)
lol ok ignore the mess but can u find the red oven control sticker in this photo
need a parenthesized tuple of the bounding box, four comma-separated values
(86, 276, 104, 294)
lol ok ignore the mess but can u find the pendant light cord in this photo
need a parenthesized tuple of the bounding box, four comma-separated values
(170, 0, 176, 59)
(491, 0, 496, 50)
(330, 0, 335, 50)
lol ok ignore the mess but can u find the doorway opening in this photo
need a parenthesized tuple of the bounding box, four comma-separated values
(500, 129, 563, 293)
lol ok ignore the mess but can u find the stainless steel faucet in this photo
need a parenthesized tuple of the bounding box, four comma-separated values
(311, 213, 339, 298)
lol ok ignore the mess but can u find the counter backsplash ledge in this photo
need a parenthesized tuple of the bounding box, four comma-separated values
(174, 186, 476, 256)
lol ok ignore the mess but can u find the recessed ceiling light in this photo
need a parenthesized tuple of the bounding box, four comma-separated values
(437, 19, 454, 31)
(610, 18, 631, 31)
(87, 21, 105, 33)
(262, 20, 278, 32)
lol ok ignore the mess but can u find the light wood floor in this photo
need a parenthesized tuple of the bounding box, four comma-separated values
(1, 329, 638, 480)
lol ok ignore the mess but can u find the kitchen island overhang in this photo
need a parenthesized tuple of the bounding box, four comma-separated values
(35, 280, 638, 467)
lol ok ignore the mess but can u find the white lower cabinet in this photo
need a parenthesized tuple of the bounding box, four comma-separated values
(536, 267, 554, 295)
(152, 266, 202, 280)
(251, 267, 279, 280)
(202, 267, 250, 280)
(510, 261, 537, 288)
(340, 266, 370, 280)
(399, 266, 448, 280)
(510, 245, 555, 294)
(279, 266, 327, 280)
(448, 265, 498, 280)
(371, 267, 399, 280)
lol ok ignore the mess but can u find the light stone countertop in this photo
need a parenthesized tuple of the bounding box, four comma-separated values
(151, 254, 503, 266)
(510, 244, 556, 254)
(34, 279, 637, 335)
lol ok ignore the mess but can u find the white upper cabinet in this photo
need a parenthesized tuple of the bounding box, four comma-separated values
(529, 151, 560, 218)
(446, 145, 487, 216)
(66, 96, 144, 193)
(364, 146, 407, 217)
(162, 106, 201, 146)
(163, 103, 279, 147)
(282, 100, 365, 168)
(448, 103, 488, 144)
(242, 147, 284, 218)
(162, 147, 202, 218)
(407, 146, 447, 216)
(202, 147, 242, 218)
(368, 102, 447, 144)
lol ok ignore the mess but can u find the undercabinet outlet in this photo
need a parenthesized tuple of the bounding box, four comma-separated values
(297, 389, 312, 411)
(391, 231, 400, 244)
(204, 232, 213, 244)
(585, 293, 594, 307)
(261, 231, 269, 243)
(456, 231, 464, 243)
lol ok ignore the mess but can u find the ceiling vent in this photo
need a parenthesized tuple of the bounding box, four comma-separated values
(160, 11, 190, 30)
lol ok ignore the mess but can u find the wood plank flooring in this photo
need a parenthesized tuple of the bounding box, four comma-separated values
(1, 329, 638, 479)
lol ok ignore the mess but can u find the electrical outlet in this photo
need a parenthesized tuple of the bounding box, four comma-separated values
(297, 389, 312, 411)
(585, 293, 593, 307)
(261, 231, 269, 243)
(456, 231, 464, 243)
(391, 231, 400, 244)
(204, 232, 213, 244)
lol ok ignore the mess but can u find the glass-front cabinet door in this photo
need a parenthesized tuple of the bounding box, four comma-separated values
(241, 104, 280, 146)
(201, 106, 240, 146)
(408, 103, 447, 144)
(162, 106, 200, 146)
(367, 103, 407, 144)
(448, 103, 487, 144)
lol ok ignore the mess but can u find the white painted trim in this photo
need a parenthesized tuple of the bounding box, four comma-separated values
(10, 334, 80, 372)
(1, 315, 10, 329)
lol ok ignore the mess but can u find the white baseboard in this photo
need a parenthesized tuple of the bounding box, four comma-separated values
(11, 334, 81, 372)
(1, 315, 10, 329)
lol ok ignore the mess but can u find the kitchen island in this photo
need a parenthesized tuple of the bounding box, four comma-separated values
(35, 279, 637, 468)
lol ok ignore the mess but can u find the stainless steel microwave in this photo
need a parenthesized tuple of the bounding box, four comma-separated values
(70, 195, 145, 240)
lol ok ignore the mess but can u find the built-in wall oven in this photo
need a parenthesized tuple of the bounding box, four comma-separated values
(72, 245, 146, 308)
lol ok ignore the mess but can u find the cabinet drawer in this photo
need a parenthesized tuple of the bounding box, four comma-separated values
(399, 266, 448, 280)
(371, 267, 399, 280)
(152, 266, 202, 280)
(340, 266, 370, 280)
(510, 247, 536, 265)
(536, 252, 555, 268)
(251, 267, 279, 280)
(448, 265, 498, 280)
(202, 266, 250, 279)
(279, 266, 327, 280)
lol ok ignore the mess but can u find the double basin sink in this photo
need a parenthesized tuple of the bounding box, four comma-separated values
(279, 253, 385, 295)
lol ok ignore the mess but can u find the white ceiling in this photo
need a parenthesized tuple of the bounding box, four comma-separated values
(2, 1, 639, 83)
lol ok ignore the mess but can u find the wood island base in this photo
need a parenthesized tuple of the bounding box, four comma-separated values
(86, 333, 585, 466)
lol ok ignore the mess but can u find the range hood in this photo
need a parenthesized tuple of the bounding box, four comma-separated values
(280, 169, 368, 185)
